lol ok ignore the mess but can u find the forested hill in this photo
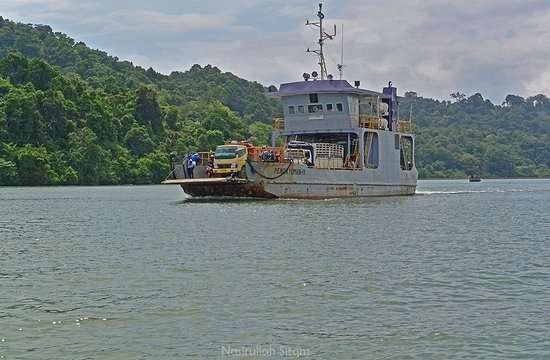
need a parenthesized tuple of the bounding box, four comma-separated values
(0, 16, 279, 122)
(400, 93, 550, 178)
(0, 17, 549, 185)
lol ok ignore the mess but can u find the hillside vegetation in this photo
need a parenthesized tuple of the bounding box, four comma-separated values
(0, 17, 549, 185)
(401, 93, 550, 178)
(0, 17, 275, 185)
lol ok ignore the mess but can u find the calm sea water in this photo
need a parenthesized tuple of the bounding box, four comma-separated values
(1, 179, 549, 359)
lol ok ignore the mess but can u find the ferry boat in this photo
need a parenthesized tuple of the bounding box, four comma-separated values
(163, 3, 418, 199)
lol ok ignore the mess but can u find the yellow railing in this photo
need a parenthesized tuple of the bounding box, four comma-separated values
(398, 120, 413, 133)
(359, 114, 414, 133)
(359, 114, 379, 129)
(197, 152, 213, 166)
(273, 117, 285, 130)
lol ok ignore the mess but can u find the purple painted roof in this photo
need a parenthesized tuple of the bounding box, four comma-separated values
(275, 80, 388, 98)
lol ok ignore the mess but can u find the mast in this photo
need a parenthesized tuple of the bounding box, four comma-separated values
(306, 3, 336, 80)
(337, 24, 344, 80)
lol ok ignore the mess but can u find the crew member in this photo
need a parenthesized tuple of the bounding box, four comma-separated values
(187, 156, 196, 178)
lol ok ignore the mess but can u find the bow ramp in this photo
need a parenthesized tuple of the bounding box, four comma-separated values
(162, 178, 248, 185)
(162, 177, 277, 198)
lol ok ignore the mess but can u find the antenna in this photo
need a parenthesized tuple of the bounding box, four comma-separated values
(409, 101, 413, 127)
(337, 24, 344, 80)
(306, 3, 336, 80)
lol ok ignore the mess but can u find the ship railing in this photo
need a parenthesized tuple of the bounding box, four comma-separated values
(397, 119, 413, 133)
(179, 152, 213, 166)
(284, 148, 308, 161)
(359, 114, 383, 130)
(190, 148, 289, 165)
(196, 152, 213, 166)
(273, 117, 285, 130)
(359, 114, 414, 133)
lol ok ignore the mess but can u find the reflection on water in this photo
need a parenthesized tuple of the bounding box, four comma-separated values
(1, 179, 549, 359)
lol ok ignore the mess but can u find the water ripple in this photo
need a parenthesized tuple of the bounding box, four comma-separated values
(1, 180, 549, 359)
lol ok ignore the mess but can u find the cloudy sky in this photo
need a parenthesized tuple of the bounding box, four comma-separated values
(3, 0, 550, 102)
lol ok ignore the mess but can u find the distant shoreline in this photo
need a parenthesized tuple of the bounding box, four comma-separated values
(1, 177, 550, 188)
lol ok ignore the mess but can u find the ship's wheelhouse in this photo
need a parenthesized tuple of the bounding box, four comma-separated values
(270, 79, 414, 172)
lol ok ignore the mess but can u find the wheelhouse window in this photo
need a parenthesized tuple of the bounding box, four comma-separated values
(288, 105, 295, 114)
(336, 103, 344, 112)
(326, 103, 334, 112)
(297, 105, 305, 113)
(308, 104, 323, 113)
(309, 93, 319, 103)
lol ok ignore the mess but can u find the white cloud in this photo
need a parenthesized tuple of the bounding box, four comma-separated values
(81, 10, 234, 32)
(2, 0, 550, 101)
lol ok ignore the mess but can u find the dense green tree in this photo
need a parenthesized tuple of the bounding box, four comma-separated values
(135, 86, 163, 134)
(196, 129, 224, 151)
(0, 157, 17, 184)
(110, 145, 137, 184)
(163, 106, 179, 130)
(124, 124, 155, 156)
(12, 145, 56, 185)
(68, 127, 113, 185)
(0, 52, 29, 85)
(39, 89, 74, 142)
(2, 85, 46, 146)
(132, 150, 170, 184)
(192, 100, 249, 140)
(248, 121, 273, 146)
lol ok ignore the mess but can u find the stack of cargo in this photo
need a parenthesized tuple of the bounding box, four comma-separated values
(313, 143, 344, 169)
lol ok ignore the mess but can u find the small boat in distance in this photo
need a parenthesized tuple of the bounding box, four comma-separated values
(469, 174, 482, 182)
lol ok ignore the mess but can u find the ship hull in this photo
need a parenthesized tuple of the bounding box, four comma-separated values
(180, 180, 415, 199)
(246, 160, 417, 198)
(166, 161, 417, 199)
(262, 182, 416, 199)
(181, 181, 415, 199)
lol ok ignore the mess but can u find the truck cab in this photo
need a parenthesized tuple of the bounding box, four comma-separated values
(213, 144, 248, 176)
